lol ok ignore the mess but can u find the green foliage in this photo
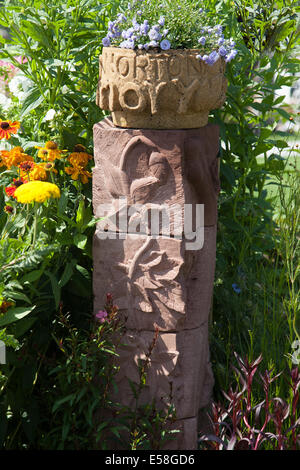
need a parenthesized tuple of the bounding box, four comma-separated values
(204, 0, 300, 397)
(0, 0, 299, 451)
(0, 0, 120, 148)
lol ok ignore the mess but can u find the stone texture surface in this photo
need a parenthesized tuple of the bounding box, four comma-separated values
(97, 47, 227, 129)
(93, 119, 219, 449)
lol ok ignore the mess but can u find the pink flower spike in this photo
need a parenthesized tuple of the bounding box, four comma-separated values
(95, 310, 108, 323)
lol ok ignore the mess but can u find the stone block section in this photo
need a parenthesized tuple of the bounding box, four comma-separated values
(93, 117, 220, 227)
(93, 228, 216, 332)
(92, 118, 219, 449)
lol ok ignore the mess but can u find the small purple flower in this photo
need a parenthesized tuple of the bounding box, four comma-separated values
(102, 36, 111, 47)
(219, 45, 227, 57)
(225, 49, 238, 62)
(205, 51, 220, 65)
(132, 18, 140, 32)
(149, 40, 159, 48)
(148, 28, 162, 41)
(117, 13, 126, 22)
(137, 10, 142, 16)
(158, 16, 165, 26)
(140, 22, 150, 35)
(199, 8, 203, 13)
(232, 283, 241, 294)
(218, 37, 224, 46)
(162, 28, 169, 36)
(160, 39, 171, 50)
(198, 36, 206, 45)
(138, 43, 144, 49)
(120, 38, 135, 49)
(201, 54, 209, 62)
(108, 20, 115, 31)
(95, 310, 108, 323)
(216, 24, 223, 35)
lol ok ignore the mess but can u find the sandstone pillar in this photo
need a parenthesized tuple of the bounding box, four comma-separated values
(92, 117, 220, 449)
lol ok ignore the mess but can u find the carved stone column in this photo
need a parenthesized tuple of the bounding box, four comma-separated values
(92, 117, 220, 450)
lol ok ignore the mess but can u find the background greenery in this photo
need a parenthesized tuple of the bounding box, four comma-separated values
(0, 0, 299, 449)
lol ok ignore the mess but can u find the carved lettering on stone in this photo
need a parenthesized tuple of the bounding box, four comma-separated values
(97, 47, 227, 128)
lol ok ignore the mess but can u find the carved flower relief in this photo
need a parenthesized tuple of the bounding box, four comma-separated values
(100, 135, 169, 205)
(114, 331, 181, 409)
(116, 237, 186, 315)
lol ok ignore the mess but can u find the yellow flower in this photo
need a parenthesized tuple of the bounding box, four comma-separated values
(65, 165, 92, 184)
(40, 162, 58, 174)
(36, 141, 64, 161)
(14, 181, 60, 203)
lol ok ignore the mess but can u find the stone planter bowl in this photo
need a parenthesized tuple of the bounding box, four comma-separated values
(96, 47, 227, 129)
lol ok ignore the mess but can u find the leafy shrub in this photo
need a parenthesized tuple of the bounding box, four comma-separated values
(199, 353, 300, 450)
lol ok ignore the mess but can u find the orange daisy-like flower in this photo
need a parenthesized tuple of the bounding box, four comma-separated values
(36, 141, 64, 162)
(30, 163, 48, 181)
(5, 177, 28, 198)
(0, 120, 20, 140)
(19, 160, 35, 172)
(65, 165, 92, 184)
(3, 147, 33, 169)
(68, 152, 90, 168)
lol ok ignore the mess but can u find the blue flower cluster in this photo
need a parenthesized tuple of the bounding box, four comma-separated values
(195, 25, 238, 64)
(102, 14, 171, 51)
(101, 2, 238, 65)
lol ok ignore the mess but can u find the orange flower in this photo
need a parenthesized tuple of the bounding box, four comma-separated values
(19, 160, 35, 172)
(0, 120, 20, 140)
(65, 165, 92, 184)
(30, 163, 48, 181)
(0, 300, 14, 313)
(3, 147, 33, 169)
(5, 177, 28, 198)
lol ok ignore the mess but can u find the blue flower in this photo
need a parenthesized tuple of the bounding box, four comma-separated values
(102, 36, 111, 47)
(148, 28, 162, 41)
(232, 283, 241, 294)
(140, 22, 150, 35)
(149, 40, 159, 48)
(218, 37, 224, 45)
(219, 45, 227, 56)
(158, 16, 165, 26)
(198, 36, 206, 45)
(205, 51, 220, 65)
(216, 25, 223, 35)
(225, 49, 238, 62)
(160, 39, 171, 50)
(120, 38, 135, 49)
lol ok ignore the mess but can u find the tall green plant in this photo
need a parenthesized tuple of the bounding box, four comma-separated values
(203, 0, 300, 395)
(0, 0, 119, 148)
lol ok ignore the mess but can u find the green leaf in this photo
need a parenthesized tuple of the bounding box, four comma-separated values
(52, 393, 76, 413)
(0, 306, 35, 328)
(45, 271, 61, 310)
(59, 260, 77, 288)
(20, 86, 45, 118)
(74, 233, 87, 250)
(21, 269, 43, 283)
